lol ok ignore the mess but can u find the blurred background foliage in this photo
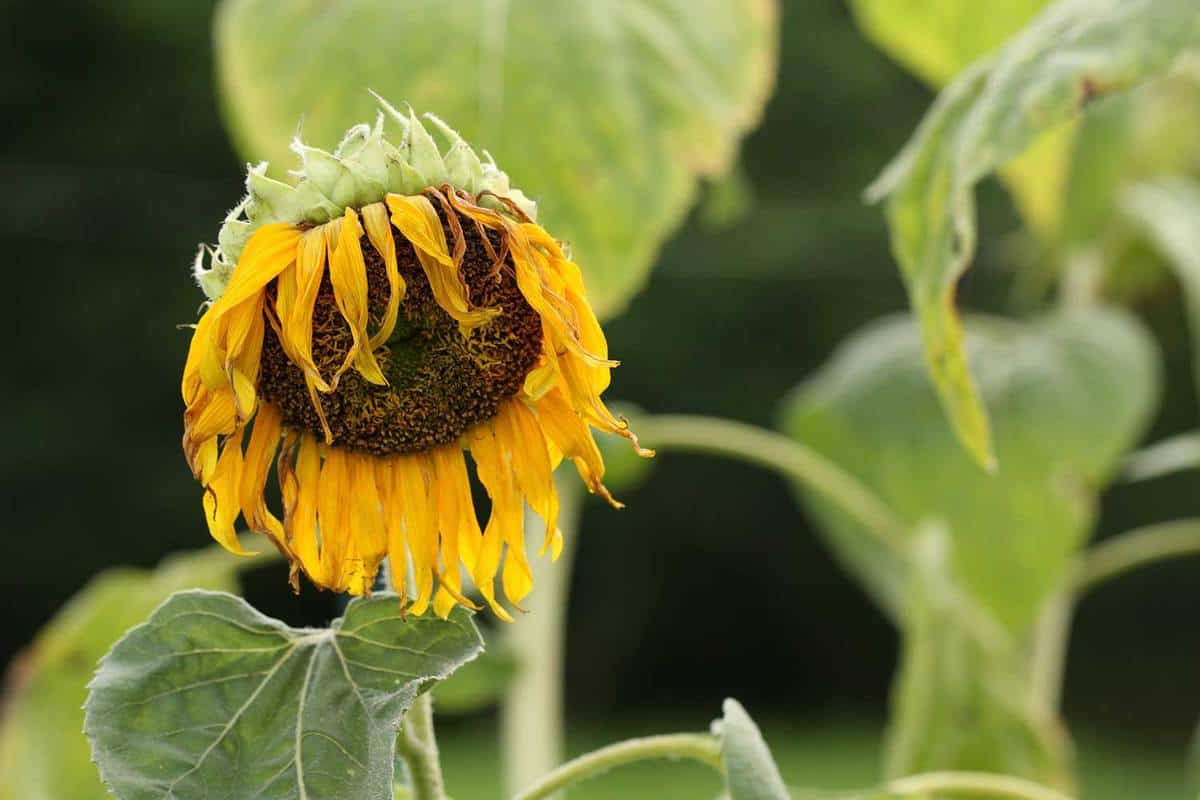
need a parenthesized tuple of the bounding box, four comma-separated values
(3, 1, 1200, 798)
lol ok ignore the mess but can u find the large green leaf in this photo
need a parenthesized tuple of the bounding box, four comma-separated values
(848, 0, 1077, 251)
(849, 0, 1049, 86)
(0, 549, 255, 800)
(85, 591, 482, 800)
(781, 309, 1158, 631)
(214, 0, 778, 320)
(867, 0, 1200, 467)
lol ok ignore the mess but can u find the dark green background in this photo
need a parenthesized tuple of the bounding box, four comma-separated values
(2, 0, 1198, 753)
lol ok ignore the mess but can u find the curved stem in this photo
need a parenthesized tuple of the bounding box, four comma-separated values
(512, 733, 723, 800)
(397, 693, 446, 800)
(1075, 519, 1200, 593)
(634, 414, 909, 555)
(500, 474, 582, 796)
(885, 771, 1074, 800)
(1121, 432, 1200, 482)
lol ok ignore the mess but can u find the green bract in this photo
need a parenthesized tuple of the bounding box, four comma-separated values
(194, 102, 536, 302)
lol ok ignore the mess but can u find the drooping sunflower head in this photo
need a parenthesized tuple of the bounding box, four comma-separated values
(182, 100, 650, 620)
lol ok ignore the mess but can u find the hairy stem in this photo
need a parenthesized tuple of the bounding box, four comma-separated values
(512, 734, 723, 800)
(397, 693, 446, 800)
(634, 414, 909, 555)
(886, 771, 1074, 800)
(1075, 519, 1200, 593)
(500, 474, 582, 796)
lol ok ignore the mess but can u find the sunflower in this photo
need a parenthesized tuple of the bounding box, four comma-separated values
(182, 102, 649, 620)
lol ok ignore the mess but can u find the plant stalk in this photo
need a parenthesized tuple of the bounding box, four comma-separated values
(634, 414, 909, 555)
(885, 771, 1075, 800)
(397, 692, 446, 800)
(500, 473, 583, 796)
(512, 734, 723, 800)
(1074, 519, 1200, 593)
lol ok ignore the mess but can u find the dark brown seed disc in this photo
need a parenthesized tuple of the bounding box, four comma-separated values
(257, 202, 543, 456)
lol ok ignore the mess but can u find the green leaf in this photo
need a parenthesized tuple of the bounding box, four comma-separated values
(715, 699, 790, 800)
(848, 0, 1079, 244)
(781, 310, 1158, 630)
(85, 591, 482, 800)
(849, 0, 1049, 86)
(214, 0, 779, 320)
(1123, 178, 1200, 402)
(868, 0, 1200, 467)
(0, 548, 256, 800)
(884, 525, 1073, 787)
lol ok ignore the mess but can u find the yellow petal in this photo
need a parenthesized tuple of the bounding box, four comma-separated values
(469, 422, 532, 610)
(534, 388, 620, 507)
(224, 295, 266, 423)
(213, 224, 301, 312)
(317, 447, 352, 592)
(522, 340, 561, 401)
(396, 454, 437, 615)
(285, 228, 332, 393)
(182, 310, 217, 404)
(499, 399, 559, 556)
(363, 201, 406, 347)
(238, 403, 286, 549)
(430, 445, 481, 618)
(202, 431, 253, 556)
(386, 193, 499, 329)
(327, 209, 387, 386)
(184, 387, 238, 446)
(381, 455, 410, 606)
(279, 431, 324, 587)
(348, 452, 387, 590)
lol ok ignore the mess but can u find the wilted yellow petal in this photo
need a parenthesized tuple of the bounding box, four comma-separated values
(202, 430, 253, 556)
(387, 193, 498, 329)
(362, 201, 406, 347)
(239, 403, 286, 548)
(326, 209, 387, 387)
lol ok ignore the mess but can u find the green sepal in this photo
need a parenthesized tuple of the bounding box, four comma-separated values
(195, 97, 538, 301)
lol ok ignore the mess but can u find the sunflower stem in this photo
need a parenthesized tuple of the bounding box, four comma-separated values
(397, 692, 446, 800)
(1074, 518, 1200, 593)
(634, 414, 910, 556)
(511, 733, 723, 800)
(501, 473, 583, 797)
(884, 771, 1075, 800)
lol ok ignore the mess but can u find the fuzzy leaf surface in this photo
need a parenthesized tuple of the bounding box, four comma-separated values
(717, 699, 790, 800)
(85, 591, 482, 800)
(215, 0, 778, 319)
(868, 0, 1200, 467)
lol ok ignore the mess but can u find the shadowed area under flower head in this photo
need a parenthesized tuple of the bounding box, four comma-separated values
(181, 101, 651, 621)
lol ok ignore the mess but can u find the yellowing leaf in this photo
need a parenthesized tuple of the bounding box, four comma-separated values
(868, 0, 1200, 467)
(214, 0, 779, 319)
